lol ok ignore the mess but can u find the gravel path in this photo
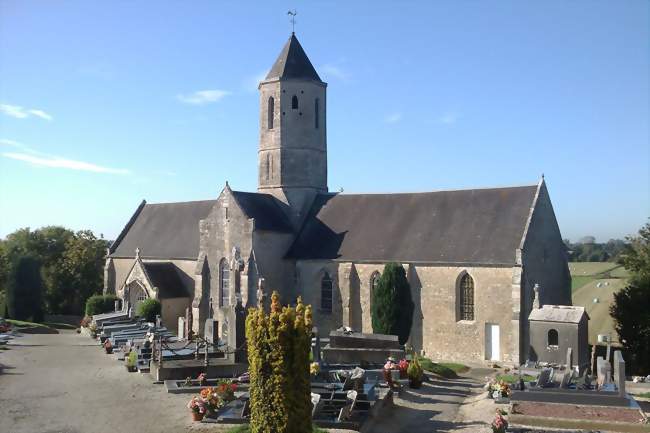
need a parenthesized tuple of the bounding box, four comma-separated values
(0, 330, 225, 433)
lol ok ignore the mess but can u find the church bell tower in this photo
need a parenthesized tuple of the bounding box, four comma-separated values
(258, 33, 327, 226)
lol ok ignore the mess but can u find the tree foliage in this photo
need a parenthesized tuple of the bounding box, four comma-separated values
(371, 262, 414, 345)
(618, 221, 650, 281)
(564, 237, 627, 262)
(137, 298, 161, 322)
(0, 226, 109, 316)
(245, 292, 313, 433)
(610, 220, 650, 375)
(610, 276, 650, 375)
(7, 254, 44, 322)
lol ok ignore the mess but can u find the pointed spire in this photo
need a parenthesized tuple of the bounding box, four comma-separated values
(265, 34, 322, 82)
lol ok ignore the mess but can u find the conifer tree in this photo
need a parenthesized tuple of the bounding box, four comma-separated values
(371, 262, 414, 345)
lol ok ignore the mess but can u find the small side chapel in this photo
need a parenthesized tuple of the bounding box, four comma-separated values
(104, 32, 572, 365)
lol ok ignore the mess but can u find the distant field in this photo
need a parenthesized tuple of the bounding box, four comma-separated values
(569, 262, 629, 345)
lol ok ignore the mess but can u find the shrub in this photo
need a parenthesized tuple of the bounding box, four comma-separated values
(126, 351, 137, 368)
(85, 294, 119, 316)
(246, 292, 313, 433)
(371, 262, 414, 344)
(137, 298, 161, 322)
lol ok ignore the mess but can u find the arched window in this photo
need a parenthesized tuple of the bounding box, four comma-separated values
(219, 258, 229, 307)
(315, 98, 320, 129)
(548, 329, 559, 346)
(321, 272, 332, 313)
(292, 95, 299, 109)
(267, 97, 274, 129)
(459, 273, 475, 321)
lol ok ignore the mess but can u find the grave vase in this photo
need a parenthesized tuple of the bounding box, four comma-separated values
(191, 411, 205, 422)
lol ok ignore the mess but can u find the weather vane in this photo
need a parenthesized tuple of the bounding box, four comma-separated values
(287, 10, 297, 33)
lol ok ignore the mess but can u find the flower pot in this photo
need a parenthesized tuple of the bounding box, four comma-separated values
(191, 411, 205, 422)
(105, 347, 113, 354)
(409, 378, 423, 389)
(126, 365, 137, 372)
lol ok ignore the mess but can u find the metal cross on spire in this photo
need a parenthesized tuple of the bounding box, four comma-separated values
(287, 10, 297, 33)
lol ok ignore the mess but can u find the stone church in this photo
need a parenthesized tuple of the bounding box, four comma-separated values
(104, 33, 571, 365)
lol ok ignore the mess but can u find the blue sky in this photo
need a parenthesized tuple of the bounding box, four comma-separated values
(0, 1, 648, 242)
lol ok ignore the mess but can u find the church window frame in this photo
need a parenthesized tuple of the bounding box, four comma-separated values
(292, 95, 299, 110)
(547, 329, 559, 347)
(219, 258, 230, 307)
(267, 96, 274, 129)
(320, 272, 333, 313)
(457, 271, 475, 322)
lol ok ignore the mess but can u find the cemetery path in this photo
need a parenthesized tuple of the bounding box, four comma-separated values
(365, 373, 493, 433)
(0, 330, 229, 433)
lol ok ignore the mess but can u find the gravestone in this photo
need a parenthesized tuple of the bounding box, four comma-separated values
(596, 356, 611, 387)
(204, 318, 218, 345)
(566, 347, 573, 370)
(155, 315, 162, 328)
(114, 300, 121, 312)
(178, 317, 186, 339)
(613, 350, 626, 397)
(536, 368, 551, 387)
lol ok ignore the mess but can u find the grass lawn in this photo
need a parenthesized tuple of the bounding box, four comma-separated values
(6, 319, 50, 328)
(496, 374, 537, 383)
(569, 262, 621, 277)
(226, 425, 328, 433)
(636, 392, 650, 399)
(420, 358, 469, 378)
(43, 322, 77, 330)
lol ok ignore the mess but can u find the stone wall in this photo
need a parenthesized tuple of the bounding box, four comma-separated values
(519, 180, 572, 363)
(296, 260, 519, 364)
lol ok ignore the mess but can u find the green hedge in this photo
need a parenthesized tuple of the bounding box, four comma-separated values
(85, 295, 119, 316)
(136, 298, 161, 322)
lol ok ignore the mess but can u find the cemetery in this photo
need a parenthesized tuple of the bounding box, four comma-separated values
(67, 289, 650, 433)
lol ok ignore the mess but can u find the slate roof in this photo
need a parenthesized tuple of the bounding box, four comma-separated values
(265, 33, 322, 82)
(529, 305, 588, 324)
(287, 185, 539, 264)
(142, 262, 189, 299)
(231, 191, 293, 232)
(110, 200, 216, 259)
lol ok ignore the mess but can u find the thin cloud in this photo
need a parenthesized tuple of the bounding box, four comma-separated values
(0, 104, 53, 121)
(320, 64, 350, 82)
(177, 90, 230, 105)
(385, 112, 402, 124)
(1, 139, 129, 175)
(438, 111, 460, 124)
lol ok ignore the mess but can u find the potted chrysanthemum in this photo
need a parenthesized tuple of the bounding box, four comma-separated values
(187, 396, 207, 421)
(407, 354, 424, 388)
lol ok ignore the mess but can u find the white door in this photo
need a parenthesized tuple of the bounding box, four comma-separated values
(485, 323, 500, 361)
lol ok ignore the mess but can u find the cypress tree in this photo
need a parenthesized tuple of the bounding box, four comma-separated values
(371, 262, 414, 345)
(7, 254, 44, 322)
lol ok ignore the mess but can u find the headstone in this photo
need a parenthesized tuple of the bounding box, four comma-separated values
(114, 300, 121, 312)
(178, 317, 186, 339)
(155, 315, 162, 328)
(204, 318, 218, 345)
(566, 347, 573, 370)
(596, 356, 611, 387)
(536, 368, 551, 387)
(606, 340, 611, 362)
(613, 350, 626, 397)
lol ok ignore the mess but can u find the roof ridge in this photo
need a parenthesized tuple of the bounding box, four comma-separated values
(320, 184, 538, 197)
